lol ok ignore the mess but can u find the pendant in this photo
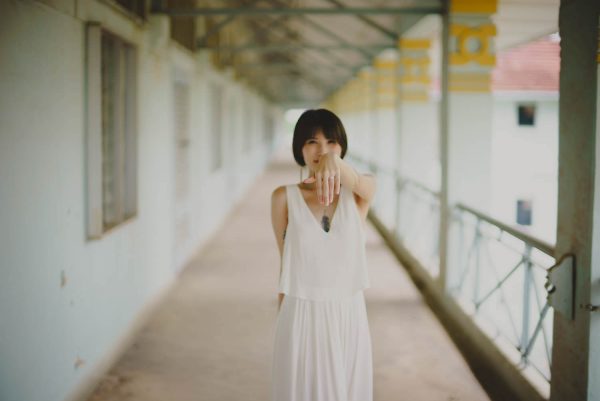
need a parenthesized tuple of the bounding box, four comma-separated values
(321, 215, 330, 232)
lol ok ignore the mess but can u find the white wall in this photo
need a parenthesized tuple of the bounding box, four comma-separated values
(490, 92, 559, 244)
(0, 2, 282, 401)
(341, 89, 558, 248)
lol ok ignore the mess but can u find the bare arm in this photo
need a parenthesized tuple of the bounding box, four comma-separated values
(338, 158, 377, 203)
(271, 186, 288, 311)
(304, 153, 376, 204)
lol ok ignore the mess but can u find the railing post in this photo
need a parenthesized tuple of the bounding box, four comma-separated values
(451, 209, 465, 295)
(394, 171, 402, 241)
(520, 244, 533, 365)
(437, 0, 450, 292)
(473, 219, 482, 310)
(370, 162, 379, 211)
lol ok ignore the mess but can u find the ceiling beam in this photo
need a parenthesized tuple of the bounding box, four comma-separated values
(151, 6, 443, 17)
(234, 16, 358, 74)
(260, 0, 381, 62)
(320, 0, 399, 40)
(196, 0, 267, 46)
(209, 43, 394, 52)
(196, 15, 238, 47)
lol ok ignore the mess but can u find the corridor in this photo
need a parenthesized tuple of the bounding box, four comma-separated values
(2, 1, 599, 400)
(87, 146, 489, 401)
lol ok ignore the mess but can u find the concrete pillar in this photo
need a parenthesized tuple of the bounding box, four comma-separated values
(374, 53, 399, 166)
(373, 53, 399, 223)
(447, 0, 496, 211)
(551, 2, 599, 400)
(395, 36, 440, 275)
(353, 68, 375, 163)
(362, 67, 377, 164)
(592, 22, 600, 401)
(397, 38, 439, 190)
(440, 0, 497, 290)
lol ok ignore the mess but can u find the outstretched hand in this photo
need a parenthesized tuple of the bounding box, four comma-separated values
(303, 153, 341, 206)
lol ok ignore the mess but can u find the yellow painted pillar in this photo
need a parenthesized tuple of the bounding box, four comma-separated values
(398, 38, 431, 103)
(396, 36, 440, 274)
(354, 67, 375, 161)
(374, 55, 399, 165)
(442, 0, 497, 295)
(446, 0, 497, 209)
(372, 54, 399, 221)
(397, 38, 438, 187)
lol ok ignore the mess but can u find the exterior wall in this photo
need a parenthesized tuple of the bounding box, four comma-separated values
(0, 2, 282, 401)
(490, 92, 559, 244)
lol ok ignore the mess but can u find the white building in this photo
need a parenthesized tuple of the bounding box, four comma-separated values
(491, 35, 560, 245)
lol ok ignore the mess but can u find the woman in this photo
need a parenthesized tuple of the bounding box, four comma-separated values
(270, 108, 376, 401)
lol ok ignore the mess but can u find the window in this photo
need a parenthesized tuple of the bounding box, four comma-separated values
(86, 24, 137, 238)
(516, 199, 532, 226)
(517, 104, 536, 126)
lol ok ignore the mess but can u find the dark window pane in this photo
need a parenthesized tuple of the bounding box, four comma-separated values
(518, 105, 536, 126)
(516, 199, 533, 225)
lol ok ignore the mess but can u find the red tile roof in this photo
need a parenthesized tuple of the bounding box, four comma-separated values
(492, 35, 560, 92)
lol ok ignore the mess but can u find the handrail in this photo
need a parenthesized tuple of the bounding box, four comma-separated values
(402, 179, 440, 199)
(347, 153, 440, 198)
(455, 202, 555, 258)
(349, 151, 556, 389)
(348, 153, 555, 258)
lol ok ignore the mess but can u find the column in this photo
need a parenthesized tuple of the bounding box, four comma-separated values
(447, 0, 496, 210)
(373, 53, 399, 223)
(354, 67, 375, 162)
(551, 2, 599, 400)
(440, 0, 497, 291)
(397, 38, 438, 189)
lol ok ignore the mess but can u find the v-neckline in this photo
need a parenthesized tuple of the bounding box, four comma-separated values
(295, 184, 342, 234)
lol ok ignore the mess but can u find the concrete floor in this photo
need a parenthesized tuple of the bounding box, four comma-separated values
(87, 150, 490, 401)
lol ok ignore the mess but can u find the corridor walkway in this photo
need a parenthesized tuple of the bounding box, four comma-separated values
(87, 146, 490, 401)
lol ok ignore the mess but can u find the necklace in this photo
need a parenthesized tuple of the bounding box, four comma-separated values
(321, 204, 332, 232)
(299, 183, 338, 232)
(320, 191, 340, 232)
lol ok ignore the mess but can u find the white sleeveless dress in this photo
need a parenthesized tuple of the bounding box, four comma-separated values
(271, 184, 373, 401)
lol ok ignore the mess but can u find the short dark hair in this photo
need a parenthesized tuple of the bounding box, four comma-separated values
(292, 108, 348, 166)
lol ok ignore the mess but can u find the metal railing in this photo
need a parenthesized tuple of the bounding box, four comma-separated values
(348, 155, 441, 278)
(347, 153, 555, 394)
(450, 203, 555, 388)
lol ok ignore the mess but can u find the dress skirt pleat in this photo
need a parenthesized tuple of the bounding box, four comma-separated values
(271, 291, 373, 401)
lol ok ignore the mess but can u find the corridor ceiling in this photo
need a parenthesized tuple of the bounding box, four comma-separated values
(152, 0, 442, 107)
(151, 0, 559, 108)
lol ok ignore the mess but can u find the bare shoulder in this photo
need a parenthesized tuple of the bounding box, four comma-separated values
(271, 185, 288, 214)
(271, 186, 289, 251)
(271, 185, 287, 204)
